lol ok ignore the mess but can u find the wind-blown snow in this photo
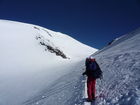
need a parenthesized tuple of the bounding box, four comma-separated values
(0, 20, 97, 105)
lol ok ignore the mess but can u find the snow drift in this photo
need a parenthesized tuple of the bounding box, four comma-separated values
(0, 20, 97, 105)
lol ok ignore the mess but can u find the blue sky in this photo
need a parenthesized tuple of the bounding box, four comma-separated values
(0, 0, 140, 49)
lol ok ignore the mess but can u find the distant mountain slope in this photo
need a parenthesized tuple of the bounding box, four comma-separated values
(0, 20, 97, 59)
(0, 20, 97, 105)
(90, 28, 140, 105)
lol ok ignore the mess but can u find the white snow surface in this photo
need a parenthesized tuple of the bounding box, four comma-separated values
(0, 20, 97, 105)
(88, 28, 140, 105)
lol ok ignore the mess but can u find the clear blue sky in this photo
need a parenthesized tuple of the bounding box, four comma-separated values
(0, 0, 140, 49)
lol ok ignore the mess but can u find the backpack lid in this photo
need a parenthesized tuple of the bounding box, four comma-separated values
(88, 56, 96, 62)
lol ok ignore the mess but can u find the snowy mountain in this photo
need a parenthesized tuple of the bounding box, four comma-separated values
(88, 27, 140, 105)
(0, 20, 97, 105)
(1, 19, 140, 105)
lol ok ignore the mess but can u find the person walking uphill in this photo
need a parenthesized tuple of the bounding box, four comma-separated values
(82, 57, 102, 102)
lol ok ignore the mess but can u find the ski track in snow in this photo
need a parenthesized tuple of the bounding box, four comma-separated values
(23, 61, 85, 105)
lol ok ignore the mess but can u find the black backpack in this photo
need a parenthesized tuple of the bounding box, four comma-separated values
(86, 58, 102, 79)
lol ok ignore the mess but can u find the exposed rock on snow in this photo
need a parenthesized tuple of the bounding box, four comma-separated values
(36, 35, 67, 59)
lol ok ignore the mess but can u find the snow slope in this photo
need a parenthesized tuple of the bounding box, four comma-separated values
(88, 28, 140, 105)
(0, 20, 97, 105)
(1, 19, 139, 105)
